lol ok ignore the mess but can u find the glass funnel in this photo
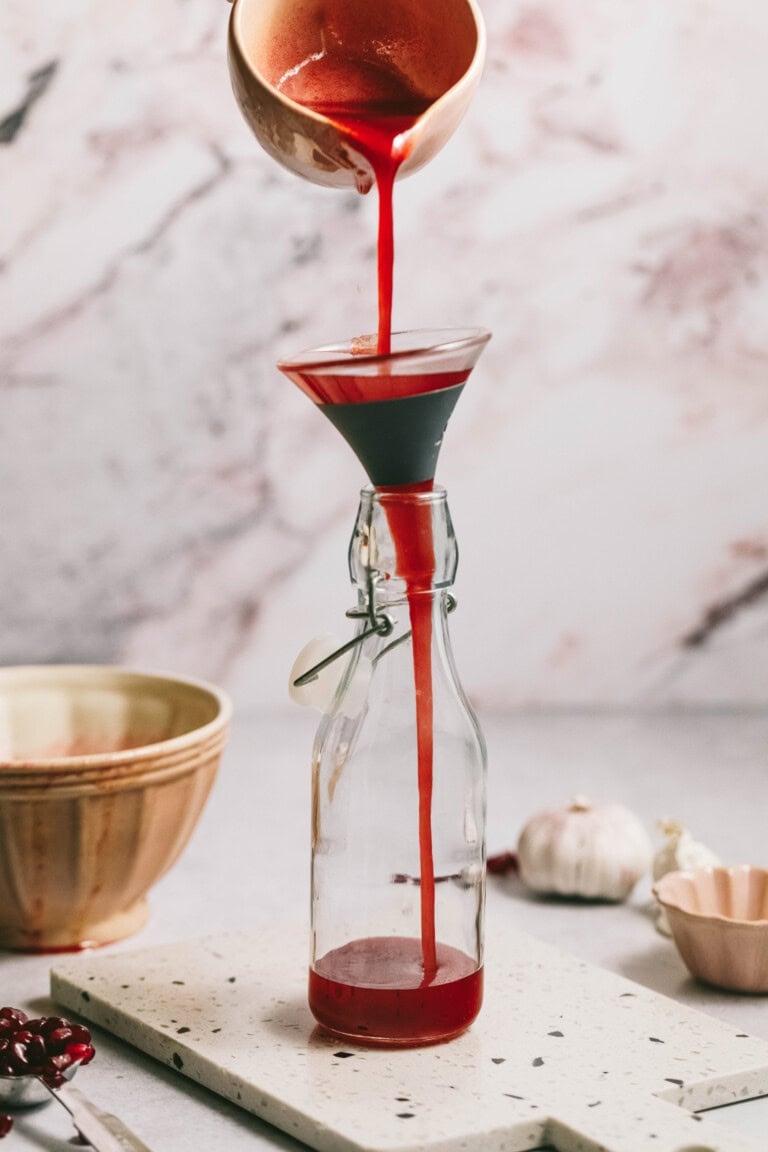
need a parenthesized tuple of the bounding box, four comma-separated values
(277, 327, 491, 487)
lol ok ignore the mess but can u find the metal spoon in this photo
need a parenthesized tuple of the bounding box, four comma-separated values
(0, 1061, 152, 1151)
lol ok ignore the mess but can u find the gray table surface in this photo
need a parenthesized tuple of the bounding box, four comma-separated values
(4, 709, 768, 1150)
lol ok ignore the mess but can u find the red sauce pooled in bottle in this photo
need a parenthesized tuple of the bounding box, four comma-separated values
(309, 937, 483, 1045)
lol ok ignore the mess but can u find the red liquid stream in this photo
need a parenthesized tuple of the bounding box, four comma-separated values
(279, 40, 429, 354)
(305, 107, 426, 355)
(309, 937, 482, 1045)
(379, 480, 438, 981)
(278, 40, 479, 1038)
(295, 81, 449, 993)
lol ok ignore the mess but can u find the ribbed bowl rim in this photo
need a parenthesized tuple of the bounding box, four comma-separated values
(0, 665, 232, 774)
(654, 865, 768, 929)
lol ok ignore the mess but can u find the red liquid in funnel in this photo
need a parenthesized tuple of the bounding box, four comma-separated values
(288, 367, 470, 406)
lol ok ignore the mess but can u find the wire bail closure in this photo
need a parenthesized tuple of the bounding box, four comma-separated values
(292, 569, 457, 688)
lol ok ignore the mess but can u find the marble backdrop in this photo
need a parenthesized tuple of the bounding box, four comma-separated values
(2, 0, 768, 711)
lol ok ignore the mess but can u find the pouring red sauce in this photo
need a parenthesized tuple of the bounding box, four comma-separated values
(267, 12, 480, 1042)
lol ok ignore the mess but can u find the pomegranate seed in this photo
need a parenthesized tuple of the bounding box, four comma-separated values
(65, 1043, 92, 1064)
(0, 1114, 12, 1138)
(8, 1042, 30, 1072)
(39, 1017, 67, 1037)
(26, 1035, 47, 1067)
(41, 1054, 69, 1088)
(47, 1026, 75, 1053)
(68, 1025, 92, 1046)
(0, 1009, 27, 1026)
(0, 1008, 96, 1084)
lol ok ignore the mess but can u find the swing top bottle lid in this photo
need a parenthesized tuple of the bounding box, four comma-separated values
(277, 327, 491, 487)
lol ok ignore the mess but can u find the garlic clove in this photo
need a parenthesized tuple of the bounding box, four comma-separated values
(652, 819, 720, 936)
(656, 907, 673, 937)
(653, 818, 720, 879)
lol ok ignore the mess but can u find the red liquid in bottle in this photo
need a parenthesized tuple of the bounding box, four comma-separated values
(309, 937, 483, 1045)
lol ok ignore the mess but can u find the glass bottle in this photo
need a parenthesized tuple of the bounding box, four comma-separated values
(308, 484, 486, 1046)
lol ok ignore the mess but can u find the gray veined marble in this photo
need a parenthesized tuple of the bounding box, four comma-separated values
(3, 0, 768, 709)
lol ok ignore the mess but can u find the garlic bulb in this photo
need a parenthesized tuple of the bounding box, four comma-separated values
(653, 819, 720, 936)
(516, 796, 653, 902)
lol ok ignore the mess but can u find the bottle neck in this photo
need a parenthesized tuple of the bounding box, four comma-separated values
(349, 485, 458, 606)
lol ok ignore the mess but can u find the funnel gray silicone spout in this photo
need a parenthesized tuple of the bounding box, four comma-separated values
(277, 328, 491, 487)
(321, 384, 465, 487)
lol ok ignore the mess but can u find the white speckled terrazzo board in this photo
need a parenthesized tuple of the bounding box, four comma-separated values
(51, 923, 768, 1152)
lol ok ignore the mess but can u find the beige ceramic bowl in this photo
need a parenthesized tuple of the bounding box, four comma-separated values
(654, 866, 768, 993)
(0, 666, 231, 952)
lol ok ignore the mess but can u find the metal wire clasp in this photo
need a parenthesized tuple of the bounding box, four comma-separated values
(292, 569, 456, 689)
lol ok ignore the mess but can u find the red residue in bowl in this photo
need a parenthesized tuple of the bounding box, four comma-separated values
(14, 734, 157, 760)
